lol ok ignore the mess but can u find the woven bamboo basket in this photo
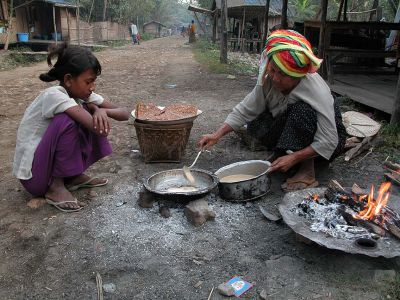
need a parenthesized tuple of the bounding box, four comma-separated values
(134, 120, 193, 163)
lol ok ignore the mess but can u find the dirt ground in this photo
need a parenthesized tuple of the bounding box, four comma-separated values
(0, 36, 399, 299)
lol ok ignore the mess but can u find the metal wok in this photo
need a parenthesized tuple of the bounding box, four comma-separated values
(143, 168, 218, 197)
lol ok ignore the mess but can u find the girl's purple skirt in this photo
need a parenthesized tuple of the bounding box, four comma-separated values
(20, 113, 112, 196)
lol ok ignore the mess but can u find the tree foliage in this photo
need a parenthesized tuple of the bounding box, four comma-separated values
(289, 0, 398, 22)
(78, 0, 193, 26)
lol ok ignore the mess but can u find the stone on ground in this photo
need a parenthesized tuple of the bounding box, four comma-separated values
(217, 282, 235, 296)
(184, 199, 215, 226)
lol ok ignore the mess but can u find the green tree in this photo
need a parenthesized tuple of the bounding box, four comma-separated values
(197, 0, 213, 9)
(289, 0, 319, 21)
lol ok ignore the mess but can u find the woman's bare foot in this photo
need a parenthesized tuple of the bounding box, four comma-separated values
(45, 177, 82, 210)
(281, 158, 319, 191)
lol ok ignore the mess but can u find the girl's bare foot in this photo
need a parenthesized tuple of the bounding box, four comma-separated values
(65, 174, 108, 188)
(45, 177, 82, 210)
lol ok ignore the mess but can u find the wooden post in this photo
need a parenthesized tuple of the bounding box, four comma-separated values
(76, 0, 80, 45)
(66, 8, 71, 41)
(241, 7, 246, 52)
(390, 73, 400, 125)
(4, 0, 14, 51)
(336, 0, 344, 21)
(87, 0, 94, 23)
(318, 0, 328, 79)
(212, 11, 217, 43)
(281, 0, 288, 29)
(318, 0, 328, 58)
(262, 0, 270, 48)
(369, 0, 379, 21)
(220, 0, 227, 63)
(52, 5, 57, 44)
(343, 0, 348, 21)
(194, 12, 206, 35)
(102, 0, 107, 21)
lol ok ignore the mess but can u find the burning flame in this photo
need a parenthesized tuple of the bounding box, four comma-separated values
(307, 192, 319, 202)
(355, 182, 391, 221)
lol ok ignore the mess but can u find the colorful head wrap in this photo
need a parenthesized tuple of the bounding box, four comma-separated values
(260, 29, 322, 79)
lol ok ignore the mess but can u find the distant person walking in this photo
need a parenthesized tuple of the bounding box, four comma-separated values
(130, 22, 139, 44)
(181, 26, 186, 37)
(189, 20, 196, 43)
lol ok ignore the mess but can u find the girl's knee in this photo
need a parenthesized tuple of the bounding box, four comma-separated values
(51, 113, 78, 134)
(52, 113, 77, 127)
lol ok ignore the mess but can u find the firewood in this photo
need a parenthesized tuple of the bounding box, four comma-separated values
(345, 137, 362, 149)
(351, 183, 366, 197)
(325, 180, 362, 210)
(383, 161, 400, 172)
(387, 223, 400, 240)
(339, 206, 386, 237)
(344, 136, 374, 161)
(384, 172, 400, 187)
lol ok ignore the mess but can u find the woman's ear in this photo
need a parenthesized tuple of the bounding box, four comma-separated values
(63, 73, 73, 87)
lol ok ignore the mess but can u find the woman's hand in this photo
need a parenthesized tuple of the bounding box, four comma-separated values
(198, 133, 220, 150)
(92, 108, 110, 136)
(268, 154, 299, 173)
(268, 146, 318, 174)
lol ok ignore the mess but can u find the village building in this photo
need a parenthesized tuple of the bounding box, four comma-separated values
(143, 20, 166, 38)
(0, 0, 130, 48)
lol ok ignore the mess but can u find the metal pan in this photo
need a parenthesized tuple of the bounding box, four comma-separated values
(214, 160, 271, 201)
(144, 168, 218, 197)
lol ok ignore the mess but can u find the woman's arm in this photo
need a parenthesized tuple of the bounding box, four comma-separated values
(268, 146, 318, 173)
(198, 123, 234, 149)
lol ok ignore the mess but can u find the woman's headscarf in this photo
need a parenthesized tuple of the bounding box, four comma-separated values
(258, 29, 322, 84)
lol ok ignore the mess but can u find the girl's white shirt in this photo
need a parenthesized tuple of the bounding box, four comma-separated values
(13, 85, 104, 180)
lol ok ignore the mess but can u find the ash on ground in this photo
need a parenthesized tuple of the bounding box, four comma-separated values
(293, 197, 371, 240)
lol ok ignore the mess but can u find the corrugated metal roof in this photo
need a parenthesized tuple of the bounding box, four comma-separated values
(43, 0, 77, 7)
(143, 21, 166, 27)
(14, 0, 77, 8)
(213, 0, 293, 17)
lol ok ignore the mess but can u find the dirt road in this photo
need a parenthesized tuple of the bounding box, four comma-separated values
(0, 36, 398, 299)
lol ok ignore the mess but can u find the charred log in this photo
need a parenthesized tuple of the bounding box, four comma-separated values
(339, 205, 386, 237)
(325, 180, 364, 211)
(387, 223, 400, 240)
(383, 161, 400, 172)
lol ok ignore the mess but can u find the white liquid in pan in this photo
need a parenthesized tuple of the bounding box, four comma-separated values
(219, 174, 256, 183)
(167, 186, 199, 193)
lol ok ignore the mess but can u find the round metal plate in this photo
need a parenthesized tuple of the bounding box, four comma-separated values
(279, 188, 400, 258)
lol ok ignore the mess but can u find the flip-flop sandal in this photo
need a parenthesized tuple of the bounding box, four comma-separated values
(281, 180, 319, 192)
(67, 177, 108, 191)
(46, 198, 83, 213)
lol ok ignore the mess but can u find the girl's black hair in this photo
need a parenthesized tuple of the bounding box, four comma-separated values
(39, 43, 101, 82)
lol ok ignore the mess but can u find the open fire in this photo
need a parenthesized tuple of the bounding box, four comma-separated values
(354, 182, 391, 221)
(293, 180, 400, 242)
